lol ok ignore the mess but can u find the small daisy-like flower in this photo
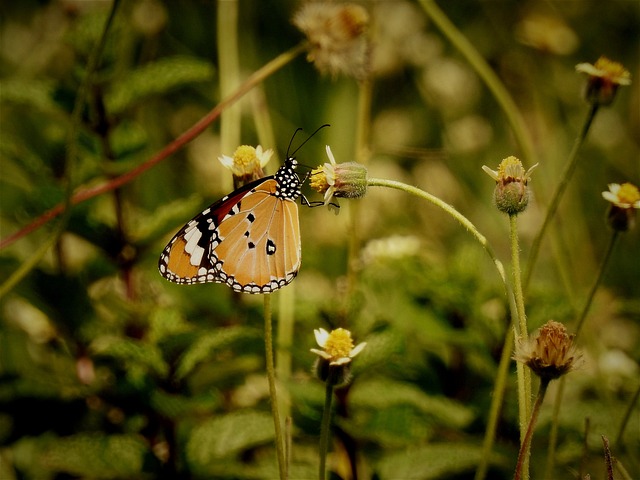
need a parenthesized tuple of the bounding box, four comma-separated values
(602, 182, 640, 231)
(293, 3, 369, 79)
(219, 145, 273, 188)
(575, 56, 631, 106)
(311, 327, 366, 366)
(482, 156, 538, 215)
(514, 320, 580, 381)
(309, 145, 368, 210)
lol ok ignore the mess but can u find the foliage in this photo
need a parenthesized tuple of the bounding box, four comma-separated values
(1, 1, 638, 479)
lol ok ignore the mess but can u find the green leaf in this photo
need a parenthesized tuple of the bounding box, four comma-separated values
(375, 443, 506, 479)
(12, 433, 153, 479)
(349, 379, 475, 429)
(175, 326, 261, 379)
(92, 337, 169, 378)
(0, 79, 63, 114)
(41, 434, 152, 479)
(106, 56, 215, 115)
(186, 411, 274, 469)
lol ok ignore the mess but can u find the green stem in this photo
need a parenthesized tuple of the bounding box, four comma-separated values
(318, 380, 335, 480)
(417, 0, 535, 167)
(217, 0, 241, 170)
(0, 0, 122, 299)
(367, 178, 508, 291)
(616, 381, 640, 450)
(509, 214, 532, 479)
(574, 230, 619, 336)
(264, 294, 287, 480)
(544, 229, 619, 476)
(514, 378, 550, 480)
(524, 104, 599, 292)
(474, 317, 516, 480)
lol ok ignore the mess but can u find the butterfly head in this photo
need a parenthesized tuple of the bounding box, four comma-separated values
(274, 157, 302, 200)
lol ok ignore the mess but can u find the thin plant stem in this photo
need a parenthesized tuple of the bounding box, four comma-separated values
(616, 381, 640, 450)
(369, 177, 521, 480)
(524, 104, 599, 292)
(474, 316, 516, 480)
(514, 378, 550, 480)
(367, 178, 508, 291)
(0, 41, 309, 251)
(346, 76, 373, 312)
(0, 0, 122, 299)
(319, 380, 335, 480)
(543, 374, 565, 480)
(264, 294, 287, 480)
(277, 287, 295, 422)
(544, 230, 620, 476)
(417, 0, 535, 168)
(574, 230, 620, 336)
(509, 214, 532, 479)
(217, 0, 241, 179)
(602, 435, 614, 480)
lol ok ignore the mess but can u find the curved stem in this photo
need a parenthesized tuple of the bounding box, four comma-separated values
(367, 178, 508, 291)
(417, 0, 535, 167)
(0, 41, 309, 252)
(318, 380, 334, 480)
(264, 294, 287, 480)
(514, 378, 550, 480)
(524, 104, 599, 292)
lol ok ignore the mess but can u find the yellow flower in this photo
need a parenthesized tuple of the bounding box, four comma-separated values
(311, 327, 366, 366)
(602, 182, 640, 231)
(514, 321, 580, 381)
(482, 156, 538, 215)
(293, 2, 369, 79)
(575, 56, 631, 106)
(309, 146, 368, 211)
(219, 145, 273, 187)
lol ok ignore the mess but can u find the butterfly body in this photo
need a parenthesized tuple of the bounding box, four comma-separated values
(158, 158, 303, 294)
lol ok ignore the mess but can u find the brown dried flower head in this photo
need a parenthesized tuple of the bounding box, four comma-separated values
(515, 320, 580, 381)
(293, 2, 369, 79)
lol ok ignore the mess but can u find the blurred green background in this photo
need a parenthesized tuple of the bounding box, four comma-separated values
(0, 1, 638, 479)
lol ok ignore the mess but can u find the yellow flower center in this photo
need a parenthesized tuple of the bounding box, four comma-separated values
(617, 182, 640, 205)
(497, 156, 526, 183)
(309, 166, 330, 193)
(233, 145, 258, 168)
(324, 328, 354, 359)
(594, 56, 631, 81)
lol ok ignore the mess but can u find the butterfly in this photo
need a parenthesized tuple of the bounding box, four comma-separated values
(158, 127, 329, 294)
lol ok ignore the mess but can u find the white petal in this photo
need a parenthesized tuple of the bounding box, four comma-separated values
(349, 342, 367, 358)
(218, 155, 234, 168)
(310, 348, 332, 360)
(325, 145, 337, 165)
(602, 191, 618, 203)
(481, 165, 499, 181)
(608, 183, 621, 194)
(314, 328, 330, 347)
(331, 357, 352, 366)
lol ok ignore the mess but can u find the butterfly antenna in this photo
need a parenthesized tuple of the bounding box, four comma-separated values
(289, 124, 330, 157)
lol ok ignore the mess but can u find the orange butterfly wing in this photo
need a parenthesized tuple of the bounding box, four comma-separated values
(158, 172, 302, 294)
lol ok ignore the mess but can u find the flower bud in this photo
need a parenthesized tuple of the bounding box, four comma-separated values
(310, 146, 368, 208)
(482, 156, 538, 215)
